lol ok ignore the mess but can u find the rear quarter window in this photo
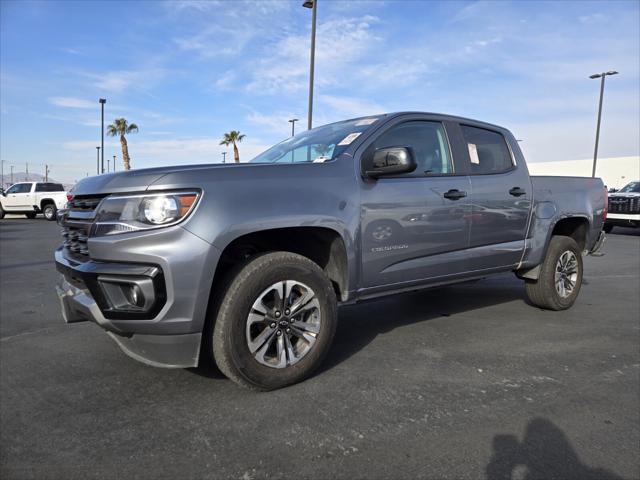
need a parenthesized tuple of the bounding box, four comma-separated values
(35, 183, 65, 192)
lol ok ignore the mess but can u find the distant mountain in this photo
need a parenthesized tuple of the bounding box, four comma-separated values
(1, 172, 73, 191)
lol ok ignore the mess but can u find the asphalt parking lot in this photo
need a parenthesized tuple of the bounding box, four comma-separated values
(1, 218, 638, 480)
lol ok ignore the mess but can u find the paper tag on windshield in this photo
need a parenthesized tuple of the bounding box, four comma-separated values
(338, 132, 362, 146)
(355, 118, 378, 126)
(468, 143, 480, 164)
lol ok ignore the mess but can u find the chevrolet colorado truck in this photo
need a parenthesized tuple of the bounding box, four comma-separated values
(603, 180, 640, 232)
(55, 112, 607, 390)
(0, 181, 68, 220)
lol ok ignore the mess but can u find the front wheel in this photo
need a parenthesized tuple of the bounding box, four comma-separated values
(43, 204, 57, 221)
(211, 252, 338, 390)
(525, 235, 583, 311)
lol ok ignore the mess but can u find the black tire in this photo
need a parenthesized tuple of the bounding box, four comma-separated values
(603, 223, 614, 234)
(525, 235, 583, 311)
(0, 204, 5, 219)
(211, 252, 337, 390)
(43, 203, 57, 221)
(25, 212, 37, 219)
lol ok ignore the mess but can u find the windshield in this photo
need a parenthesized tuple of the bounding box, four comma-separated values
(619, 181, 640, 193)
(249, 116, 383, 164)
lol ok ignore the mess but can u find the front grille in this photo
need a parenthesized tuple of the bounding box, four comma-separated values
(608, 197, 640, 214)
(62, 223, 90, 256)
(67, 195, 105, 211)
(59, 194, 107, 261)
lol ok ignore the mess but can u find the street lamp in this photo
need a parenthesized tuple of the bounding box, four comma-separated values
(222, 152, 227, 163)
(288, 118, 299, 137)
(99, 98, 106, 173)
(96, 146, 100, 175)
(303, 0, 317, 130)
(589, 70, 618, 178)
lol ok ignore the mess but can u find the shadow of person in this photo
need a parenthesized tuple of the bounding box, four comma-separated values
(486, 417, 625, 480)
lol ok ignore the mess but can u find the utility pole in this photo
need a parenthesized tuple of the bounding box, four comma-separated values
(10, 165, 14, 184)
(222, 152, 227, 163)
(1, 160, 4, 189)
(96, 146, 101, 175)
(113, 155, 116, 172)
(107, 157, 110, 172)
(99, 98, 106, 173)
(45, 164, 50, 182)
(25, 162, 29, 181)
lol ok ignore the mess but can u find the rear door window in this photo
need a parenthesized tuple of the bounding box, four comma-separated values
(35, 183, 65, 192)
(460, 125, 514, 174)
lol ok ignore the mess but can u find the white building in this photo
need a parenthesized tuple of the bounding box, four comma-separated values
(527, 156, 639, 190)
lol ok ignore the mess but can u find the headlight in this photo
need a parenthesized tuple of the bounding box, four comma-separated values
(92, 191, 200, 236)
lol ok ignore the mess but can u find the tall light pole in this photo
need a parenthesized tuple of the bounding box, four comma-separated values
(107, 157, 110, 172)
(222, 152, 227, 163)
(99, 98, 106, 173)
(113, 155, 116, 172)
(96, 146, 100, 175)
(303, 0, 317, 130)
(288, 118, 299, 137)
(1, 160, 4, 189)
(589, 71, 618, 178)
(10, 165, 14, 184)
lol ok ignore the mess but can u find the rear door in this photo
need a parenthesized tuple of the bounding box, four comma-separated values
(457, 124, 532, 269)
(2, 183, 34, 210)
(358, 116, 472, 290)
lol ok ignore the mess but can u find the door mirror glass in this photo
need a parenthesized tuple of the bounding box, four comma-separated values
(363, 146, 417, 178)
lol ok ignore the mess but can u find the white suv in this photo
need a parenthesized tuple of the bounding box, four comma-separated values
(0, 182, 68, 220)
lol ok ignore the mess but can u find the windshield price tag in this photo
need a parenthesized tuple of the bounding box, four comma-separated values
(338, 132, 362, 146)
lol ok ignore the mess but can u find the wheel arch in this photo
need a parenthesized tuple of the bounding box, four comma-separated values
(212, 226, 350, 303)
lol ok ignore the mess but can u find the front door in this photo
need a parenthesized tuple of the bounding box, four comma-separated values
(2, 183, 33, 210)
(359, 119, 472, 290)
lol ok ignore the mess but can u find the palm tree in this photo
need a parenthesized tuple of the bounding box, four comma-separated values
(220, 130, 245, 163)
(107, 118, 139, 170)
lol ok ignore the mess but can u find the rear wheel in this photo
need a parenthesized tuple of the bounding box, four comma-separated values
(43, 203, 57, 221)
(525, 235, 583, 311)
(211, 252, 337, 390)
(25, 212, 37, 219)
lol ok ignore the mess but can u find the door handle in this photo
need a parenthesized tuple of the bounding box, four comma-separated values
(509, 187, 526, 197)
(443, 189, 467, 200)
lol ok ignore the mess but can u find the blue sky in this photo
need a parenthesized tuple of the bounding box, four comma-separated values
(1, 0, 639, 183)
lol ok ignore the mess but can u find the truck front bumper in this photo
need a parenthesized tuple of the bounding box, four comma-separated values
(54, 225, 220, 368)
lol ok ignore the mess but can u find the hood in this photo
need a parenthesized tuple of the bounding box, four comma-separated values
(70, 163, 238, 196)
(610, 192, 640, 198)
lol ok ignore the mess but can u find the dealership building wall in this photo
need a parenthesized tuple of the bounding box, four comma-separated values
(527, 156, 640, 190)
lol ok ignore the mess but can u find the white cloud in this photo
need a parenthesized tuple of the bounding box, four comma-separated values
(214, 70, 236, 90)
(48, 97, 95, 109)
(247, 111, 299, 136)
(318, 95, 386, 118)
(245, 15, 381, 94)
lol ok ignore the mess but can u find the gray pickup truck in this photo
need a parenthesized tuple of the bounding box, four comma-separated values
(55, 112, 606, 390)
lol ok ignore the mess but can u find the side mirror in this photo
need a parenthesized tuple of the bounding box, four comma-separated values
(363, 146, 417, 178)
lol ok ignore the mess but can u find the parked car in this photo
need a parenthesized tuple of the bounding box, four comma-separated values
(0, 182, 68, 220)
(603, 180, 640, 232)
(54, 112, 607, 390)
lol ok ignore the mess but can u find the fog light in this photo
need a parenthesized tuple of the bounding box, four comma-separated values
(125, 284, 145, 308)
(98, 276, 155, 312)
